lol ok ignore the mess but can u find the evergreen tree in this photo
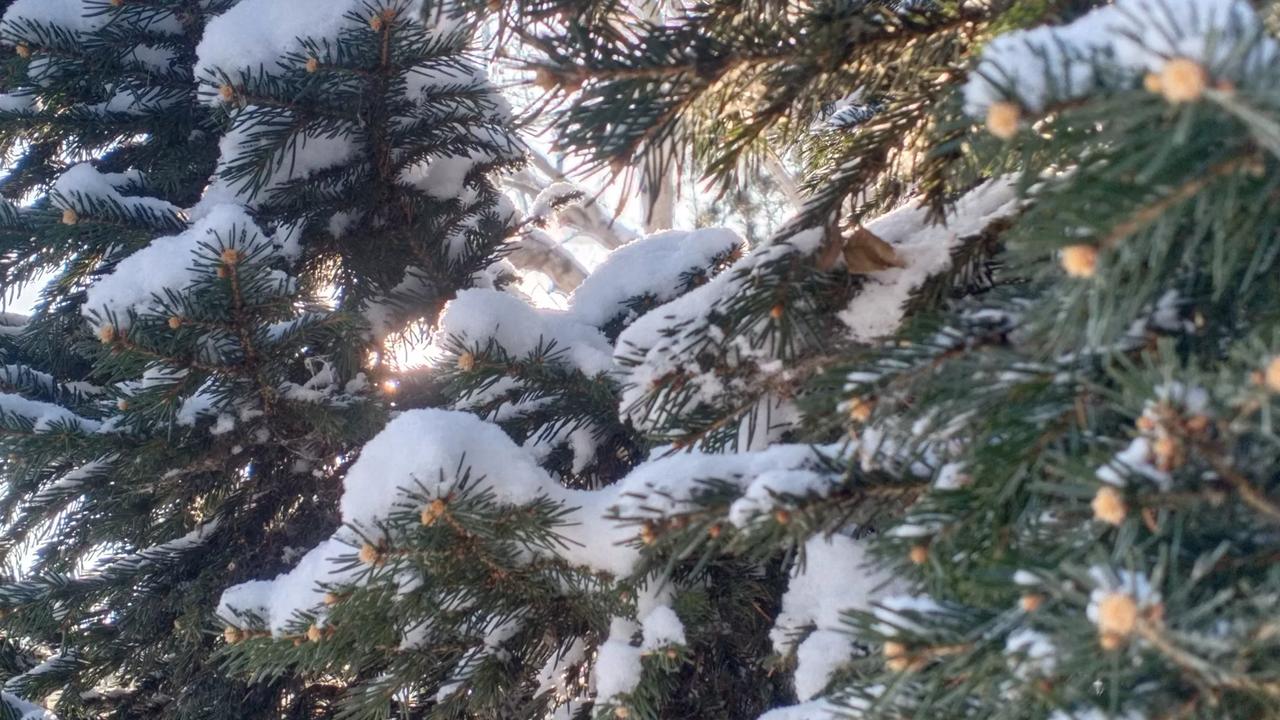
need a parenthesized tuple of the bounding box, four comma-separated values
(213, 1, 1020, 719)
(2, 0, 1277, 719)
(0, 0, 520, 717)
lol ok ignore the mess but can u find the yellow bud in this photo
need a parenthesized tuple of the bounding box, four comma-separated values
(220, 247, 241, 266)
(218, 84, 236, 102)
(368, 14, 385, 31)
(1264, 356, 1280, 393)
(985, 101, 1021, 140)
(322, 592, 342, 606)
(1091, 486, 1127, 526)
(61, 207, 79, 225)
(1020, 593, 1044, 613)
(639, 521, 657, 545)
(97, 325, 117, 344)
(849, 398, 873, 424)
(1142, 72, 1163, 94)
(1097, 592, 1138, 638)
(306, 624, 323, 643)
(116, 398, 129, 412)
(456, 351, 475, 372)
(305, 56, 320, 74)
(168, 315, 183, 330)
(1159, 57, 1207, 104)
(614, 707, 630, 719)
(909, 544, 929, 565)
(223, 626, 243, 644)
(883, 640, 917, 672)
(1060, 245, 1098, 278)
(14, 44, 29, 59)
(420, 497, 447, 526)
(358, 542, 385, 566)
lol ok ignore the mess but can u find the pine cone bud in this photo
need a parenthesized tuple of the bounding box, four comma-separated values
(1091, 486, 1126, 526)
(769, 303, 784, 320)
(220, 247, 241, 266)
(218, 84, 236, 103)
(1142, 72, 1163, 94)
(97, 325, 117, 344)
(358, 542, 385, 566)
(1265, 356, 1280, 393)
(223, 626, 243, 644)
(1060, 245, 1098, 278)
(1020, 593, 1044, 613)
(14, 44, 29, 59)
(306, 623, 323, 643)
(985, 101, 1020, 140)
(909, 544, 929, 565)
(772, 508, 791, 525)
(420, 497, 447, 526)
(1159, 58, 1207, 104)
(322, 592, 342, 606)
(456, 351, 475, 372)
(1097, 592, 1138, 639)
(883, 641, 915, 672)
(849, 398, 873, 423)
(61, 207, 79, 225)
(639, 521, 657, 546)
(168, 315, 183, 330)
(116, 398, 129, 412)
(707, 523, 722, 539)
(305, 56, 320, 73)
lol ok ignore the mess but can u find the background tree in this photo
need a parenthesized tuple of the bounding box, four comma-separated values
(0, 0, 520, 717)
(212, 3, 1028, 720)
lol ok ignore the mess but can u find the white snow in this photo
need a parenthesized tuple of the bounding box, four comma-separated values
(569, 227, 742, 328)
(1, 0, 107, 38)
(0, 393, 99, 433)
(594, 617, 642, 704)
(838, 178, 1020, 342)
(218, 407, 843, 637)
(639, 605, 685, 651)
(771, 534, 896, 701)
(757, 699, 843, 720)
(436, 289, 614, 376)
(195, 0, 423, 84)
(963, 0, 1276, 115)
(52, 164, 182, 221)
(82, 204, 277, 330)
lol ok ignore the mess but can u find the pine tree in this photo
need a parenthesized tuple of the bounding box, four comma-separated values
(4, 0, 1277, 719)
(0, 0, 520, 717)
(212, 1, 1023, 719)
